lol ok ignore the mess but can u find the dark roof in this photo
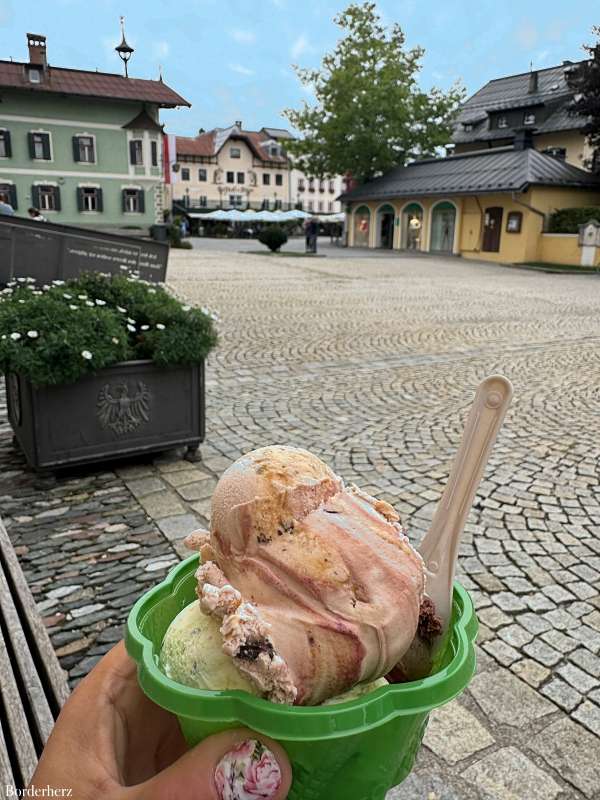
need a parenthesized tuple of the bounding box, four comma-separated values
(122, 109, 164, 132)
(261, 126, 295, 140)
(453, 61, 587, 144)
(0, 60, 190, 107)
(339, 147, 600, 202)
(177, 125, 289, 163)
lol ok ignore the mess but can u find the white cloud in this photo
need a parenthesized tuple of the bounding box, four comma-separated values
(229, 63, 255, 77)
(230, 29, 256, 44)
(291, 34, 311, 60)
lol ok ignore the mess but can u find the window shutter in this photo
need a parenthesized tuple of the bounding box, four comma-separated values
(122, 189, 127, 213)
(3, 131, 11, 158)
(151, 140, 158, 166)
(138, 189, 145, 214)
(72, 136, 80, 162)
(129, 140, 137, 165)
(9, 185, 17, 210)
(76, 188, 84, 212)
(54, 186, 61, 211)
(42, 135, 51, 160)
(31, 185, 40, 208)
(28, 133, 36, 159)
(96, 188, 103, 212)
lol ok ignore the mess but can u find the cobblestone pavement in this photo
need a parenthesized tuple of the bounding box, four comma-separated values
(2, 246, 599, 798)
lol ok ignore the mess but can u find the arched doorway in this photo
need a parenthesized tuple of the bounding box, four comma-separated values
(401, 203, 424, 251)
(377, 204, 395, 248)
(430, 201, 456, 254)
(353, 205, 371, 247)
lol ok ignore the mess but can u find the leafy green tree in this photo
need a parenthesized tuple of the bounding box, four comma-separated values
(284, 2, 465, 184)
(567, 27, 600, 172)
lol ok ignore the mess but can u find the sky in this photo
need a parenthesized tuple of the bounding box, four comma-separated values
(0, 0, 597, 136)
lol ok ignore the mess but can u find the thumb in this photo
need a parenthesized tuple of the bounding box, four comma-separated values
(123, 727, 292, 800)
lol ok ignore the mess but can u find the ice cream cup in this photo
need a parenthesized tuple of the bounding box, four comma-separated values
(126, 554, 478, 800)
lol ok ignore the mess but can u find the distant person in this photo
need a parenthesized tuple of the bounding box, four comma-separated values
(305, 218, 318, 253)
(0, 198, 15, 215)
(28, 207, 47, 222)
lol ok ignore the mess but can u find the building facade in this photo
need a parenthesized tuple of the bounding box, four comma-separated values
(451, 61, 592, 169)
(0, 33, 188, 231)
(341, 137, 600, 265)
(171, 122, 345, 214)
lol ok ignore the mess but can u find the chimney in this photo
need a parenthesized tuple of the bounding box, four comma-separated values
(528, 70, 538, 94)
(514, 127, 535, 150)
(27, 33, 47, 68)
(234, 120, 242, 129)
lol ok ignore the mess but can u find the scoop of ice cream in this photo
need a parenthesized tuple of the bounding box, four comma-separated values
(160, 600, 255, 693)
(187, 445, 425, 706)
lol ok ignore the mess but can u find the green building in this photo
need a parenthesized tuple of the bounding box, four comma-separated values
(0, 33, 189, 232)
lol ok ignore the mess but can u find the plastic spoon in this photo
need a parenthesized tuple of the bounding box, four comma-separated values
(395, 374, 513, 681)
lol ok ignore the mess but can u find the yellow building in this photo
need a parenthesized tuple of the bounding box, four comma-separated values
(341, 133, 600, 266)
(451, 61, 591, 170)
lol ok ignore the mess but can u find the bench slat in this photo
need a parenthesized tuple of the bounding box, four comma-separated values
(0, 717, 16, 792)
(0, 521, 69, 708)
(0, 620, 38, 786)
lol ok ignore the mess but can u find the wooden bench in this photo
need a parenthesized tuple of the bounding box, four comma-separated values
(0, 519, 70, 791)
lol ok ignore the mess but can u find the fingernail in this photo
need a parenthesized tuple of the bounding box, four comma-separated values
(214, 738, 282, 800)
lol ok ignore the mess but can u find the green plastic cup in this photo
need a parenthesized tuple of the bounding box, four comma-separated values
(126, 555, 477, 800)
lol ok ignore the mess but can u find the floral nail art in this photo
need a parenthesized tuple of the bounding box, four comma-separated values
(214, 738, 282, 800)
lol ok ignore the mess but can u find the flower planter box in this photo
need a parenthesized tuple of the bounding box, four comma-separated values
(6, 359, 205, 470)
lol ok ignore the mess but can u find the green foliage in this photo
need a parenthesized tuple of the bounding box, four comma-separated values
(258, 225, 288, 252)
(0, 273, 218, 387)
(548, 206, 600, 233)
(283, 2, 465, 183)
(566, 27, 600, 172)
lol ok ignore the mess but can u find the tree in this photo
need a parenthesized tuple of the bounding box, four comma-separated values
(283, 3, 465, 184)
(567, 27, 600, 173)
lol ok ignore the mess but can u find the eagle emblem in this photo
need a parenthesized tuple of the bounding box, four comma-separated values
(97, 381, 152, 435)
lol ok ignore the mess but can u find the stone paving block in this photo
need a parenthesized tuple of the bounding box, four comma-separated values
(190, 498, 212, 520)
(386, 771, 463, 800)
(582, 610, 600, 632)
(540, 630, 578, 654)
(157, 513, 203, 542)
(558, 663, 598, 694)
(482, 639, 520, 666)
(493, 592, 527, 612)
(569, 647, 600, 677)
(477, 606, 512, 630)
(138, 490, 185, 520)
(510, 659, 550, 688)
(468, 670, 554, 726)
(531, 717, 600, 798)
(463, 746, 561, 800)
(177, 480, 216, 502)
(163, 468, 214, 488)
(125, 476, 167, 498)
(516, 612, 552, 635)
(540, 678, 582, 712)
(498, 623, 533, 648)
(541, 584, 576, 603)
(522, 639, 562, 667)
(423, 700, 494, 765)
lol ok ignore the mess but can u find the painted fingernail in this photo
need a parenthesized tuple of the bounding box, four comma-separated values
(214, 738, 282, 800)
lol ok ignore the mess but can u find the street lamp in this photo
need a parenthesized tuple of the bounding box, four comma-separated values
(115, 16, 134, 78)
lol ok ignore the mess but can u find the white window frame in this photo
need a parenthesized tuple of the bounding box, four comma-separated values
(38, 185, 59, 212)
(30, 129, 53, 162)
(230, 147, 241, 158)
(497, 116, 508, 129)
(0, 179, 15, 205)
(130, 138, 144, 166)
(74, 132, 97, 164)
(122, 185, 142, 213)
(0, 129, 9, 159)
(198, 168, 207, 182)
(229, 194, 243, 208)
(523, 112, 536, 126)
(78, 183, 101, 213)
(28, 67, 41, 84)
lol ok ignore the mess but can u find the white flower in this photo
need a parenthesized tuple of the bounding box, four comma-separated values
(85, 300, 94, 307)
(119, 265, 128, 271)
(18, 299, 25, 304)
(17, 277, 26, 283)
(111, 337, 119, 344)
(42, 284, 50, 291)
(211, 312, 220, 322)
(63, 293, 72, 299)
(77, 294, 87, 300)
(69, 304, 78, 310)
(156, 323, 165, 330)
(95, 299, 106, 306)
(26, 277, 36, 283)
(53, 280, 65, 286)
(148, 288, 156, 294)
(1, 334, 6, 340)
(127, 324, 136, 332)
(201, 306, 209, 314)
(140, 324, 149, 331)
(27, 330, 39, 338)
(127, 318, 136, 325)
(10, 332, 21, 340)
(182, 305, 191, 312)
(117, 306, 127, 313)
(81, 350, 92, 360)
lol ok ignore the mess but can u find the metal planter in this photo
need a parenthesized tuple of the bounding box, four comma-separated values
(6, 359, 204, 470)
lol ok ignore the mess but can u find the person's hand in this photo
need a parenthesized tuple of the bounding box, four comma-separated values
(30, 641, 292, 800)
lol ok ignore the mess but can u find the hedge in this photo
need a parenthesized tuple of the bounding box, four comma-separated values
(547, 207, 600, 234)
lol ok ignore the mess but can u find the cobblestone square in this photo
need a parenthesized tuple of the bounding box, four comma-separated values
(2, 243, 599, 798)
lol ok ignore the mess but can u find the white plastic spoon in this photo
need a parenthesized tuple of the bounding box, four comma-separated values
(396, 374, 513, 681)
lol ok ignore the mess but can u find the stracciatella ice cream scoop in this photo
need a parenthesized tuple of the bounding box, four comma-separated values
(184, 445, 425, 706)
